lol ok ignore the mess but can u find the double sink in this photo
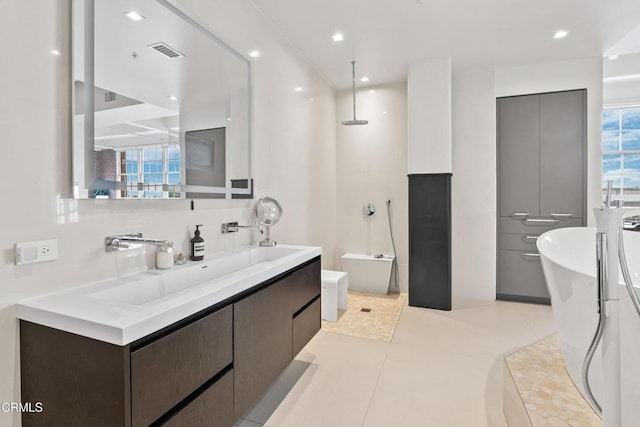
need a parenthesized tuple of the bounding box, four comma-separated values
(17, 244, 321, 345)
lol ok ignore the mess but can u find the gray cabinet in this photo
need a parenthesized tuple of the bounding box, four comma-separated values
(497, 90, 586, 303)
(539, 91, 585, 217)
(498, 95, 541, 218)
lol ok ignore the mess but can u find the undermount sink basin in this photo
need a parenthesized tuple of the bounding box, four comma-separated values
(89, 245, 302, 306)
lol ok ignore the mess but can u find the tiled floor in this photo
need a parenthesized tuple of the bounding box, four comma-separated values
(505, 334, 600, 426)
(235, 298, 556, 427)
(321, 292, 406, 342)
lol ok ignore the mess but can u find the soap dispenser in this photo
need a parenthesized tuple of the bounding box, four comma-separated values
(190, 224, 205, 261)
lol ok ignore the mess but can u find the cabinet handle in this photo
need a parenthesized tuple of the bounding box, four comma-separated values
(522, 235, 539, 241)
(521, 252, 541, 259)
(512, 212, 530, 218)
(524, 219, 559, 224)
(550, 213, 573, 218)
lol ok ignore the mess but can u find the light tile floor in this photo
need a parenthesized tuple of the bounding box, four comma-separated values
(321, 292, 406, 342)
(505, 335, 599, 426)
(235, 298, 556, 427)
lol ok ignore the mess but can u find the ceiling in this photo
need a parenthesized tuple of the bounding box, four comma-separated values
(249, 0, 640, 89)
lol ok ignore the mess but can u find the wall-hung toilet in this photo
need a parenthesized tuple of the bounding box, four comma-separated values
(340, 253, 394, 295)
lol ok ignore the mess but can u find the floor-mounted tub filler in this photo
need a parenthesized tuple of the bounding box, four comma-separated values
(537, 206, 640, 427)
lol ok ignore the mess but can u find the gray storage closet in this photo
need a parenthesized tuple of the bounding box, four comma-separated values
(497, 89, 587, 303)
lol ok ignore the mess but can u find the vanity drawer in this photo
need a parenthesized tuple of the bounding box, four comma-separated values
(291, 258, 321, 315)
(293, 297, 321, 357)
(498, 250, 549, 299)
(131, 305, 233, 427)
(499, 233, 540, 251)
(499, 216, 582, 234)
(163, 370, 234, 427)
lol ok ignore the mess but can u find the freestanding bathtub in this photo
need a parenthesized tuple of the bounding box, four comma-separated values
(537, 227, 640, 424)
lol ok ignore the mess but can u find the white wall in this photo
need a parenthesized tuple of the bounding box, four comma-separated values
(0, 1, 336, 425)
(407, 58, 452, 174)
(450, 58, 603, 301)
(451, 71, 497, 300)
(336, 83, 408, 292)
(603, 53, 640, 107)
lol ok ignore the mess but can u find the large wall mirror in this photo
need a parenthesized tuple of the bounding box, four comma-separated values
(73, 0, 252, 199)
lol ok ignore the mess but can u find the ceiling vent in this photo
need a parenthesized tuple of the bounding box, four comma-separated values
(148, 42, 185, 59)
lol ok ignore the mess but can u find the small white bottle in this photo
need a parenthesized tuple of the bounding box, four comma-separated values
(156, 245, 174, 270)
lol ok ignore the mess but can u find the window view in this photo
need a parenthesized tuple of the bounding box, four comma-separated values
(117, 146, 181, 199)
(602, 106, 640, 206)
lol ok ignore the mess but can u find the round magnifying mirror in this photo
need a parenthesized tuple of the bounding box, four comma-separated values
(254, 196, 283, 246)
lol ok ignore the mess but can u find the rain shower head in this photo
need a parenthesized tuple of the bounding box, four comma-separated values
(341, 119, 369, 125)
(341, 61, 368, 126)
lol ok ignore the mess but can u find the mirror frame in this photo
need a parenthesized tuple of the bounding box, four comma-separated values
(72, 0, 253, 199)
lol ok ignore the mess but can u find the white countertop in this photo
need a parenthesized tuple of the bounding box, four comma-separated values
(16, 244, 321, 346)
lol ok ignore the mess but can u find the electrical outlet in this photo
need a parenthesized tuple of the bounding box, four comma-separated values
(15, 240, 58, 265)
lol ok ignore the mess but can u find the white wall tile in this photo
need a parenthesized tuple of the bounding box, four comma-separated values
(0, 0, 336, 420)
(336, 83, 408, 292)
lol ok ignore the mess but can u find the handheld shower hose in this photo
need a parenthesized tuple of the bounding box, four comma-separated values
(582, 181, 640, 416)
(386, 200, 400, 292)
(582, 233, 606, 414)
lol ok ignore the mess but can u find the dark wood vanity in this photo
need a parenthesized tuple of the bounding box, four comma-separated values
(20, 257, 321, 427)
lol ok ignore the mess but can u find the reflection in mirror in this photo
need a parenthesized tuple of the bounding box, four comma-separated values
(73, 0, 252, 199)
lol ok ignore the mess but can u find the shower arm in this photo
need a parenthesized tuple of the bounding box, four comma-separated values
(351, 60, 357, 120)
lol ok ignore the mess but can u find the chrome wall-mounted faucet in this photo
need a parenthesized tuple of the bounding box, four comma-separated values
(105, 233, 173, 252)
(221, 222, 263, 234)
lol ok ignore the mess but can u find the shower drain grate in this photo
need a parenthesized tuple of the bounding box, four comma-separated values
(360, 308, 372, 313)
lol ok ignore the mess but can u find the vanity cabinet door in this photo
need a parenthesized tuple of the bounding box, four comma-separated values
(163, 370, 234, 427)
(293, 297, 321, 357)
(291, 258, 321, 314)
(131, 305, 233, 427)
(539, 90, 585, 218)
(498, 95, 540, 218)
(498, 250, 549, 300)
(234, 278, 293, 419)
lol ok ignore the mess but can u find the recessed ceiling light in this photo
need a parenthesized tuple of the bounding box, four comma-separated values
(295, 87, 303, 92)
(608, 55, 619, 61)
(168, 95, 179, 101)
(51, 50, 61, 56)
(553, 30, 568, 39)
(360, 77, 369, 83)
(248, 50, 260, 58)
(124, 10, 145, 21)
(370, 89, 376, 93)
(332, 33, 344, 42)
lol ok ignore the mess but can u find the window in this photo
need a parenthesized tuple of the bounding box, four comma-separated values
(119, 150, 139, 198)
(602, 107, 640, 206)
(142, 147, 163, 198)
(116, 146, 181, 199)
